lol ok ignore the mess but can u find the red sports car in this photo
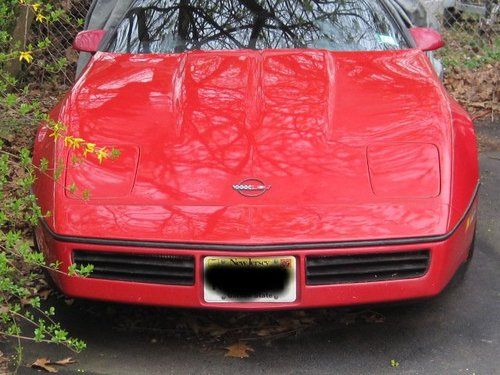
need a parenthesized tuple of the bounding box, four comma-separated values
(33, 0, 479, 310)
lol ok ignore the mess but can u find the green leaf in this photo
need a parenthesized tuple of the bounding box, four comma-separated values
(4, 93, 17, 106)
(390, 359, 400, 368)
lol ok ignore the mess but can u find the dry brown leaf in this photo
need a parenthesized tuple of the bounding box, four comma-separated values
(65, 47, 79, 64)
(58, 0, 71, 10)
(444, 61, 499, 119)
(54, 357, 77, 366)
(278, 317, 301, 331)
(362, 311, 386, 324)
(340, 313, 358, 325)
(0, 351, 9, 368)
(225, 342, 254, 358)
(38, 289, 52, 300)
(186, 317, 200, 335)
(256, 328, 272, 337)
(300, 317, 316, 324)
(31, 358, 58, 373)
(0, 351, 7, 362)
(205, 323, 229, 337)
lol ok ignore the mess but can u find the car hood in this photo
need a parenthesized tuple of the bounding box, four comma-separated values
(48, 49, 454, 244)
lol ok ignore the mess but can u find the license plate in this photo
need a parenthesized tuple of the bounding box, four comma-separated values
(204, 256, 296, 303)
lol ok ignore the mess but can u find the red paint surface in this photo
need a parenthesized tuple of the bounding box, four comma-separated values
(410, 27, 445, 51)
(72, 30, 106, 53)
(367, 143, 441, 198)
(33, 48, 479, 309)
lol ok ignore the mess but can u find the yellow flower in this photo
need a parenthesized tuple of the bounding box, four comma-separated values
(82, 189, 91, 201)
(96, 147, 109, 164)
(83, 143, 96, 157)
(64, 136, 73, 147)
(32, 3, 41, 11)
(64, 136, 85, 149)
(19, 51, 33, 64)
(49, 122, 66, 139)
(72, 138, 85, 149)
(35, 13, 46, 23)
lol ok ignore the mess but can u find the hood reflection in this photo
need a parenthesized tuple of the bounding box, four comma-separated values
(55, 49, 451, 242)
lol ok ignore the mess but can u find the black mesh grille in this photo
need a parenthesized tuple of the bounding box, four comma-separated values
(73, 250, 195, 286)
(306, 250, 430, 285)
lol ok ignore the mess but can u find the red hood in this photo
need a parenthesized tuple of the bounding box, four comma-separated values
(47, 49, 453, 244)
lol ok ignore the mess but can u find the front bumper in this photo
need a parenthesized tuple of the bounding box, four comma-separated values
(36, 203, 476, 311)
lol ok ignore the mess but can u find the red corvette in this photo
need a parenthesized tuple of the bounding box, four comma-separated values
(33, 0, 479, 310)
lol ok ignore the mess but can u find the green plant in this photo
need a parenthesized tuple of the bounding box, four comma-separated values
(0, 126, 91, 368)
(438, 23, 500, 69)
(0, 0, 119, 371)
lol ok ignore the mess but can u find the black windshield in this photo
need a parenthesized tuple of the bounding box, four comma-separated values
(107, 0, 408, 53)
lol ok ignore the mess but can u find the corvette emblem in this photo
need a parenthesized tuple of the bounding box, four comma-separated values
(233, 178, 271, 197)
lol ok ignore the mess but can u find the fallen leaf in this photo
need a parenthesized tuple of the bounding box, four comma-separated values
(38, 289, 52, 300)
(300, 316, 316, 324)
(225, 342, 254, 358)
(256, 328, 272, 337)
(362, 311, 386, 324)
(54, 357, 77, 366)
(443, 60, 499, 119)
(186, 317, 200, 335)
(65, 46, 79, 64)
(340, 313, 358, 325)
(276, 317, 301, 332)
(205, 323, 229, 338)
(0, 353, 9, 375)
(31, 358, 58, 373)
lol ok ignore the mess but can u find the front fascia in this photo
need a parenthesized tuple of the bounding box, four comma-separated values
(36, 196, 477, 310)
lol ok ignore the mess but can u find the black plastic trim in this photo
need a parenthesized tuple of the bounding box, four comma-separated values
(40, 183, 480, 252)
(306, 249, 430, 285)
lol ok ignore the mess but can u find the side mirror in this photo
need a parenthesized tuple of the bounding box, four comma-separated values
(73, 30, 106, 53)
(410, 27, 445, 52)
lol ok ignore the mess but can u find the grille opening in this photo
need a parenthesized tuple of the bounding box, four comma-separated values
(306, 250, 430, 285)
(73, 250, 195, 286)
